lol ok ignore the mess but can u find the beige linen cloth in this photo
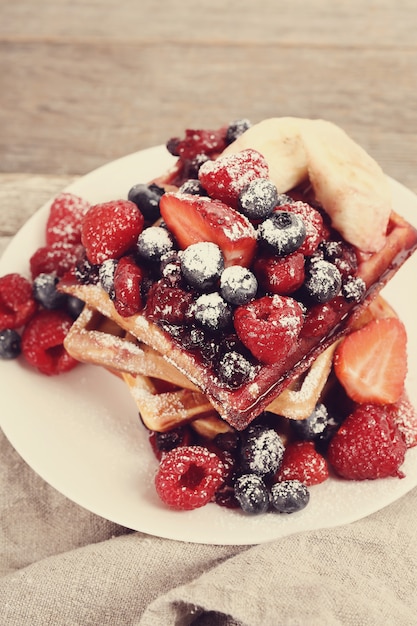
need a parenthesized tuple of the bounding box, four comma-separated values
(1, 426, 417, 626)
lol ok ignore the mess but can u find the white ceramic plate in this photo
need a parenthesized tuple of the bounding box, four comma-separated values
(1, 146, 417, 545)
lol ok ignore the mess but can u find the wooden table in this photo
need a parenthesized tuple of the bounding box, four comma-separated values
(1, 0, 417, 254)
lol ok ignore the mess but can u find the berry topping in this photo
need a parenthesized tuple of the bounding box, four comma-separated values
(283, 201, 325, 256)
(160, 192, 257, 267)
(193, 292, 232, 331)
(342, 276, 366, 303)
(0, 273, 38, 330)
(21, 310, 78, 375)
(217, 350, 255, 389)
(74, 254, 100, 285)
(254, 252, 305, 296)
(390, 395, 417, 448)
(198, 148, 269, 209)
(136, 226, 175, 262)
(180, 242, 224, 291)
(258, 210, 306, 256)
(304, 259, 342, 303)
(225, 118, 252, 144)
(233, 474, 269, 515)
(98, 258, 118, 297)
(30, 242, 83, 279)
(112, 256, 143, 317)
(334, 317, 407, 405)
(81, 200, 144, 264)
(178, 179, 208, 196)
(32, 273, 66, 310)
(0, 329, 21, 359)
(219, 265, 258, 306)
(237, 178, 278, 220)
(127, 182, 165, 222)
(146, 281, 194, 325)
(270, 480, 310, 514)
(233, 295, 304, 365)
(166, 127, 227, 161)
(275, 441, 329, 486)
(240, 425, 285, 476)
(154, 445, 225, 510)
(327, 404, 407, 480)
(291, 403, 338, 445)
(45, 192, 91, 245)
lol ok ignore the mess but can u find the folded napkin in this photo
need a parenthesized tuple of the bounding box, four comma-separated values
(1, 427, 417, 626)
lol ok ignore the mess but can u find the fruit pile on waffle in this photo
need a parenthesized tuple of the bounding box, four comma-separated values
(1, 116, 417, 516)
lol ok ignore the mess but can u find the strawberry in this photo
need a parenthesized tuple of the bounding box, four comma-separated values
(274, 441, 329, 486)
(81, 200, 144, 265)
(198, 148, 269, 209)
(159, 192, 257, 267)
(334, 317, 407, 405)
(233, 295, 304, 365)
(254, 251, 305, 295)
(0, 273, 38, 330)
(327, 403, 407, 479)
(46, 193, 91, 245)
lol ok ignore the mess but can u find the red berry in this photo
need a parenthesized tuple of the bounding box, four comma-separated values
(168, 127, 227, 160)
(145, 281, 194, 324)
(301, 301, 342, 338)
(113, 256, 143, 317)
(254, 252, 305, 295)
(198, 148, 269, 209)
(154, 445, 226, 510)
(334, 317, 407, 405)
(21, 310, 78, 375)
(233, 295, 304, 365)
(0, 273, 38, 330)
(388, 394, 417, 449)
(327, 403, 407, 480)
(46, 193, 91, 245)
(160, 192, 257, 267)
(275, 441, 329, 486)
(281, 201, 324, 256)
(81, 200, 144, 264)
(30, 242, 83, 279)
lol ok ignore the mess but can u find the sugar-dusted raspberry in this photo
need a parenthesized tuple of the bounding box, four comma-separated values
(81, 200, 144, 264)
(0, 273, 38, 330)
(46, 192, 91, 245)
(30, 242, 83, 279)
(21, 310, 79, 375)
(154, 445, 226, 510)
(145, 280, 194, 325)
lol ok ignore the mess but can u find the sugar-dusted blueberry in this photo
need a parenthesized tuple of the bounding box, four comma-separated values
(304, 259, 342, 303)
(65, 295, 85, 319)
(320, 240, 343, 262)
(276, 193, 294, 206)
(258, 210, 306, 256)
(160, 250, 183, 287)
(178, 179, 208, 196)
(99, 258, 118, 298)
(226, 118, 252, 144)
(270, 480, 310, 514)
(32, 273, 66, 309)
(342, 275, 366, 303)
(137, 226, 175, 262)
(127, 182, 165, 222)
(217, 349, 255, 389)
(291, 402, 335, 442)
(240, 424, 285, 476)
(220, 265, 258, 306)
(75, 254, 100, 285)
(0, 329, 21, 359)
(234, 473, 269, 514)
(193, 292, 232, 331)
(238, 178, 278, 220)
(181, 242, 224, 291)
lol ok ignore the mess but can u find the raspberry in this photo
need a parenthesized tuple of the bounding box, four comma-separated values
(46, 193, 91, 245)
(282, 201, 325, 256)
(233, 295, 304, 365)
(390, 395, 417, 448)
(145, 280, 194, 325)
(21, 310, 79, 375)
(275, 441, 329, 486)
(113, 256, 144, 317)
(254, 252, 305, 295)
(154, 445, 225, 510)
(81, 200, 144, 264)
(30, 242, 83, 279)
(0, 273, 38, 330)
(166, 127, 227, 161)
(327, 403, 407, 480)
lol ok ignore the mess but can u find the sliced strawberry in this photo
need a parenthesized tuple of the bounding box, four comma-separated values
(198, 148, 269, 209)
(233, 295, 304, 365)
(274, 441, 329, 486)
(159, 192, 257, 267)
(327, 403, 407, 479)
(334, 317, 407, 405)
(254, 251, 305, 295)
(46, 193, 91, 245)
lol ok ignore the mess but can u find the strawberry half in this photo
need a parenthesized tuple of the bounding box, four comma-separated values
(334, 317, 407, 405)
(159, 192, 257, 267)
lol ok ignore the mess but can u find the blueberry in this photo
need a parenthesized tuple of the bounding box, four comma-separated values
(33, 273, 66, 309)
(234, 474, 269, 515)
(342, 276, 366, 303)
(99, 259, 118, 297)
(75, 255, 100, 285)
(128, 183, 165, 221)
(178, 179, 208, 196)
(320, 240, 343, 262)
(217, 350, 254, 389)
(65, 295, 85, 319)
(0, 329, 21, 359)
(304, 259, 342, 303)
(240, 425, 285, 476)
(160, 250, 183, 286)
(193, 292, 232, 331)
(220, 265, 258, 306)
(291, 403, 332, 441)
(226, 118, 252, 144)
(181, 242, 224, 291)
(270, 480, 310, 514)
(137, 226, 175, 262)
(238, 178, 278, 220)
(258, 210, 306, 256)
(276, 193, 295, 206)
